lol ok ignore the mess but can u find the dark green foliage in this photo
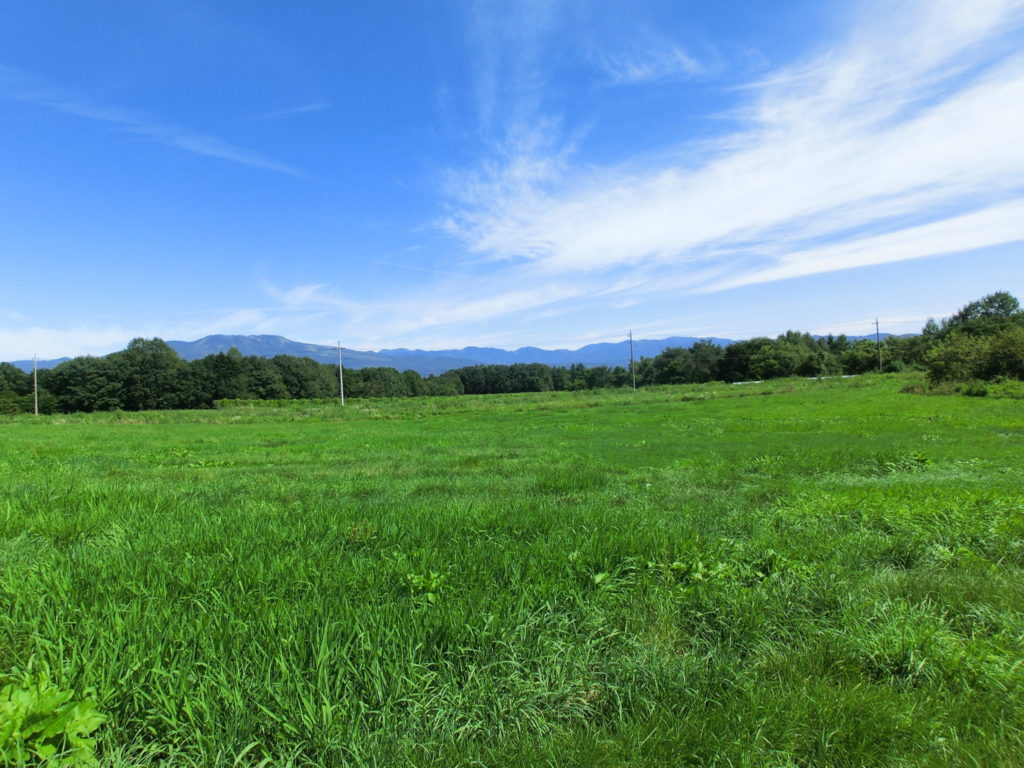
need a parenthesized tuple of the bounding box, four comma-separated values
(0, 390, 57, 415)
(403, 368, 426, 396)
(986, 325, 1024, 379)
(271, 355, 338, 399)
(0, 390, 21, 414)
(23, 292, 1020, 414)
(749, 334, 805, 379)
(942, 291, 1021, 337)
(422, 371, 464, 396)
(923, 293, 1024, 383)
(41, 356, 126, 412)
(108, 338, 186, 411)
(926, 326, 1024, 383)
(455, 362, 560, 394)
(838, 339, 875, 374)
(187, 347, 249, 403)
(242, 357, 289, 400)
(0, 362, 31, 395)
(347, 366, 413, 398)
(565, 363, 631, 390)
(652, 346, 686, 384)
(657, 332, 850, 384)
(925, 333, 991, 383)
(717, 337, 773, 382)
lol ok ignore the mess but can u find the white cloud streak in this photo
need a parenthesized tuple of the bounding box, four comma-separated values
(442, 0, 1024, 295)
(250, 101, 331, 121)
(0, 65, 302, 176)
(598, 43, 704, 85)
(708, 198, 1024, 291)
(275, 0, 1024, 353)
(8, 2, 1022, 357)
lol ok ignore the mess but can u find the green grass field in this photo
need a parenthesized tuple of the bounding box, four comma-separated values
(2, 374, 1022, 766)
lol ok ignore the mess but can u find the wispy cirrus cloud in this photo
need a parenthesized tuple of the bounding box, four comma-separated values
(254, 264, 612, 350)
(597, 42, 705, 85)
(465, 1, 558, 135)
(164, 0, 1024, 353)
(12, 1, 1020, 359)
(441, 0, 1024, 298)
(249, 101, 331, 121)
(0, 65, 303, 176)
(707, 198, 1024, 292)
(264, 282, 343, 308)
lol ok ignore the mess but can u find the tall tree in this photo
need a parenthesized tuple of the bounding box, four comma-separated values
(189, 348, 249, 402)
(272, 355, 338, 399)
(941, 291, 1022, 338)
(0, 362, 30, 395)
(42, 356, 125, 412)
(108, 338, 186, 410)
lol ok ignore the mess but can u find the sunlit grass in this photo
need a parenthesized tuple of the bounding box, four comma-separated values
(1, 373, 1022, 766)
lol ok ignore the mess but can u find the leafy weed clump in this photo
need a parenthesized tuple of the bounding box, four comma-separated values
(0, 668, 104, 767)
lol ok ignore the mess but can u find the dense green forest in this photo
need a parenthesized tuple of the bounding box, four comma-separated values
(2, 292, 1021, 414)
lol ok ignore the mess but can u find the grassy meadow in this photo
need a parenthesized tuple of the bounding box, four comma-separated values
(1, 374, 1023, 766)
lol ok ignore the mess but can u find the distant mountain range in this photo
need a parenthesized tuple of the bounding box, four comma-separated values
(163, 334, 737, 374)
(9, 334, 729, 375)
(7, 332, 906, 375)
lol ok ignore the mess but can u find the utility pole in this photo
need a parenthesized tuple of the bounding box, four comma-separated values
(874, 318, 883, 373)
(337, 341, 345, 407)
(33, 354, 38, 416)
(629, 330, 636, 390)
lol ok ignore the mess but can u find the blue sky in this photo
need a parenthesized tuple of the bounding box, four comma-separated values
(2, 0, 1022, 360)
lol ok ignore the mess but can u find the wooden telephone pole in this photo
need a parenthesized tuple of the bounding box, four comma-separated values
(629, 330, 636, 390)
(337, 341, 345, 406)
(874, 318, 883, 372)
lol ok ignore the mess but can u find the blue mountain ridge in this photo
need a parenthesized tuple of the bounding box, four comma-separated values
(162, 335, 733, 374)
(8, 332, 906, 375)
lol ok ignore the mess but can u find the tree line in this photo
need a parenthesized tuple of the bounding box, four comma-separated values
(2, 292, 1020, 415)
